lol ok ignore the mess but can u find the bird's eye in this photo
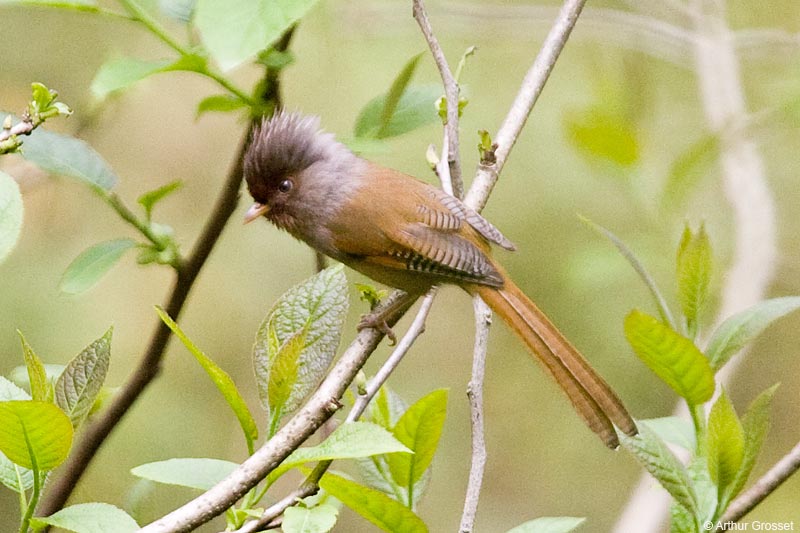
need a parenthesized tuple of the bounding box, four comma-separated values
(278, 179, 293, 193)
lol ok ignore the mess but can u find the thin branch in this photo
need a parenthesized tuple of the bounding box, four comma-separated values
(717, 440, 800, 527)
(459, 296, 491, 533)
(233, 292, 437, 533)
(464, 0, 587, 212)
(413, 0, 463, 197)
(0, 115, 36, 143)
(139, 291, 418, 533)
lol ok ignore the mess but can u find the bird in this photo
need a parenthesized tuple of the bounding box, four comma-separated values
(243, 111, 637, 448)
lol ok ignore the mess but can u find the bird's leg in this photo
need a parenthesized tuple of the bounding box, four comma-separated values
(357, 290, 419, 345)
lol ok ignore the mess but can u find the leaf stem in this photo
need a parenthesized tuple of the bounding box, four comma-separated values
(101, 191, 182, 270)
(690, 403, 707, 456)
(202, 70, 261, 109)
(118, 0, 190, 56)
(19, 427, 41, 533)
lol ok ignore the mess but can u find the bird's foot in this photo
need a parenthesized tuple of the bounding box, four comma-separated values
(358, 312, 398, 345)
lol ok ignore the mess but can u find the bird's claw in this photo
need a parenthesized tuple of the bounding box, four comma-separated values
(358, 313, 397, 345)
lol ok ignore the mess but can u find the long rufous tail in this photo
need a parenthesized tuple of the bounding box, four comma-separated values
(473, 278, 637, 448)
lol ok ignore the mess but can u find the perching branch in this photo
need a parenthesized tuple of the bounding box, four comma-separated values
(137, 0, 587, 529)
(413, 0, 463, 197)
(459, 296, 492, 533)
(717, 440, 800, 527)
(139, 291, 418, 532)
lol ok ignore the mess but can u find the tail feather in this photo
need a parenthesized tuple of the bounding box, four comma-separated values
(474, 281, 637, 448)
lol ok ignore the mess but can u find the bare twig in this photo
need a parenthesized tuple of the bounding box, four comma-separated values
(413, 0, 463, 197)
(613, 1, 778, 531)
(459, 296, 491, 533)
(717, 440, 800, 527)
(464, 0, 587, 212)
(139, 291, 417, 532)
(0, 115, 35, 143)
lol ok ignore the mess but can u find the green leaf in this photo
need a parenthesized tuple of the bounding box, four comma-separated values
(640, 417, 697, 451)
(196, 94, 248, 117)
(622, 425, 698, 517)
(267, 329, 305, 429)
(387, 389, 447, 499)
(319, 471, 428, 533)
(662, 134, 719, 212)
(721, 384, 779, 508)
(669, 501, 696, 533)
(365, 385, 407, 430)
(194, 0, 322, 71)
(379, 53, 424, 137)
(579, 215, 676, 330)
(283, 502, 339, 533)
(18, 331, 50, 402)
(625, 310, 715, 405)
(0, 377, 33, 492)
(30, 503, 139, 533)
(131, 458, 238, 490)
(253, 265, 348, 421)
(91, 57, 172, 100)
(30, 82, 55, 111)
(705, 297, 800, 371)
(55, 327, 112, 428)
(156, 307, 258, 452)
(256, 48, 295, 69)
(60, 239, 136, 294)
(354, 84, 442, 139)
(137, 180, 183, 218)
(505, 517, 586, 533)
(268, 422, 410, 483)
(454, 45, 477, 83)
(706, 391, 744, 499)
(0, 112, 118, 191)
(355, 283, 388, 310)
(0, 400, 73, 470)
(676, 224, 712, 336)
(0, 171, 23, 264)
(687, 456, 718, 524)
(565, 107, 639, 166)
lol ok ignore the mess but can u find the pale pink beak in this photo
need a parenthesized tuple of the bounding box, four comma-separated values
(244, 202, 270, 224)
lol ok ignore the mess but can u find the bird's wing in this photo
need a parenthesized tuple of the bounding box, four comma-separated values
(330, 167, 505, 287)
(385, 222, 504, 286)
(423, 187, 516, 251)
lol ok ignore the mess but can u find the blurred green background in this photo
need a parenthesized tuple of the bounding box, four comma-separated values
(2, 0, 800, 531)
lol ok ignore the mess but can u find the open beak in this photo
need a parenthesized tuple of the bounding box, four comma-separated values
(244, 202, 270, 224)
